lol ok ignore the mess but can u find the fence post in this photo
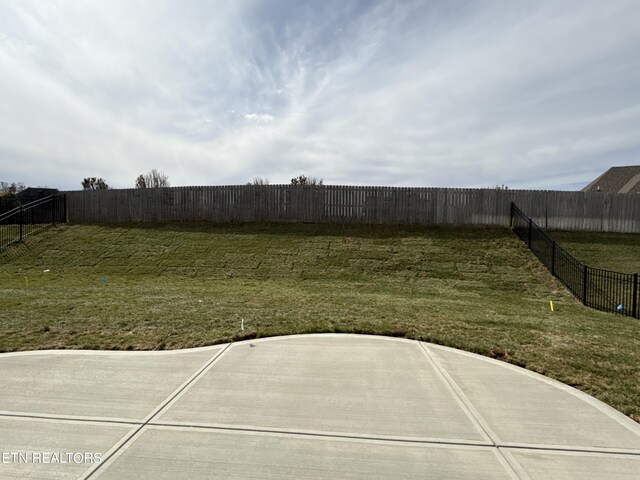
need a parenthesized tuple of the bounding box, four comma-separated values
(582, 265, 588, 305)
(19, 205, 23, 241)
(510, 202, 514, 228)
(633, 273, 638, 319)
(64, 194, 68, 223)
(528, 218, 532, 248)
(51, 196, 55, 226)
(551, 240, 556, 276)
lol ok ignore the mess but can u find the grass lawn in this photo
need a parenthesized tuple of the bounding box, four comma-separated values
(1, 223, 639, 422)
(551, 230, 640, 273)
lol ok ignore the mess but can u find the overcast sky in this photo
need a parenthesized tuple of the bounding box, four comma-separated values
(1, 0, 639, 191)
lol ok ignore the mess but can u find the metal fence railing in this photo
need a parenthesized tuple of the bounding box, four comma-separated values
(0, 195, 66, 252)
(511, 203, 639, 319)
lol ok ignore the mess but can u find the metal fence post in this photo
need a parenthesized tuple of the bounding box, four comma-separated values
(19, 205, 23, 241)
(582, 265, 588, 305)
(633, 273, 638, 319)
(528, 218, 532, 248)
(52, 195, 56, 226)
(551, 240, 556, 276)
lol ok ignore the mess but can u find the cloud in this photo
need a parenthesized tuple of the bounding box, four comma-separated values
(244, 113, 275, 123)
(1, 0, 640, 190)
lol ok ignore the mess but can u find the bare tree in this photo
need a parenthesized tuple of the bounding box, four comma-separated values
(135, 175, 147, 188)
(143, 169, 170, 188)
(247, 177, 270, 186)
(82, 177, 109, 190)
(0, 181, 26, 193)
(291, 175, 323, 186)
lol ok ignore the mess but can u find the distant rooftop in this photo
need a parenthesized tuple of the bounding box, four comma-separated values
(16, 187, 60, 203)
(582, 166, 640, 193)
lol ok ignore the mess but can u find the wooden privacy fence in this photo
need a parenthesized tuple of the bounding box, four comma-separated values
(64, 186, 640, 232)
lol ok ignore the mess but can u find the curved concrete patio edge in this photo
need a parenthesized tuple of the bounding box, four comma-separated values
(0, 333, 638, 480)
(422, 341, 640, 436)
(0, 343, 227, 357)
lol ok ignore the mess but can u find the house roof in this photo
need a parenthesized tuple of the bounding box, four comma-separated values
(16, 187, 60, 203)
(582, 166, 640, 193)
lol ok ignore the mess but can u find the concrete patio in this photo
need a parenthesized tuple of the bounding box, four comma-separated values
(0, 334, 638, 479)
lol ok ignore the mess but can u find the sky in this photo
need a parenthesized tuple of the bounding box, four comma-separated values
(1, 0, 640, 191)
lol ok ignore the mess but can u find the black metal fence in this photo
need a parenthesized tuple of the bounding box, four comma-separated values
(511, 203, 639, 319)
(0, 195, 66, 252)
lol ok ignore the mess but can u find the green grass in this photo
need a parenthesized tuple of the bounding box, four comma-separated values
(1, 223, 639, 422)
(551, 230, 640, 273)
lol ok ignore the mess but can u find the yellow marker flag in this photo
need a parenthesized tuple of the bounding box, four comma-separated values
(24, 276, 29, 288)
(550, 300, 554, 312)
